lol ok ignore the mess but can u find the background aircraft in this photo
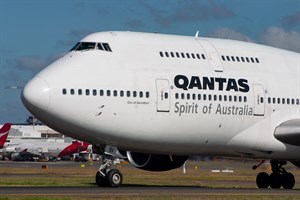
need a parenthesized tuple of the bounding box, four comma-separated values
(0, 123, 12, 149)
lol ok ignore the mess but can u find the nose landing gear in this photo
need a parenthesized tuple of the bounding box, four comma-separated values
(94, 145, 123, 188)
(255, 160, 295, 189)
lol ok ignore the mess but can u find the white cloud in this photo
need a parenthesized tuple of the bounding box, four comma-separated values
(206, 27, 253, 42)
(260, 27, 300, 53)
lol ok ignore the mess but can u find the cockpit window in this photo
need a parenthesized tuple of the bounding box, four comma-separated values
(70, 42, 112, 52)
(76, 42, 96, 51)
(70, 42, 80, 51)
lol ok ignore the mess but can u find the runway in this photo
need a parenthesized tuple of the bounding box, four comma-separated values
(1, 186, 300, 197)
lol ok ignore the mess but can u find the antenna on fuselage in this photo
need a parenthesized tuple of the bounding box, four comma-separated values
(194, 31, 199, 38)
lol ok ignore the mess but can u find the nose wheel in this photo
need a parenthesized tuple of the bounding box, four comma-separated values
(94, 146, 124, 188)
(255, 160, 295, 189)
(96, 168, 123, 187)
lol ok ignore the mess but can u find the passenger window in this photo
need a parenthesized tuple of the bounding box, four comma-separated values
(62, 88, 67, 95)
(203, 94, 206, 101)
(140, 91, 143, 98)
(244, 96, 247, 103)
(197, 54, 201, 59)
(208, 94, 212, 101)
(100, 90, 104, 96)
(181, 93, 185, 100)
(165, 52, 169, 57)
(226, 56, 230, 61)
(231, 56, 235, 62)
(186, 53, 190, 58)
(296, 99, 299, 105)
(268, 97, 271, 104)
(159, 52, 164, 57)
(164, 92, 168, 99)
(277, 98, 280, 104)
(120, 90, 124, 97)
(133, 91, 137, 97)
(234, 96, 237, 102)
(85, 89, 90, 96)
(202, 54, 206, 59)
(219, 95, 222, 101)
(246, 57, 250, 62)
(70, 89, 75, 95)
(255, 58, 260, 63)
(236, 57, 240, 62)
(229, 95, 232, 102)
(93, 89, 97, 96)
(282, 98, 285, 104)
(78, 89, 82, 95)
(181, 53, 185, 58)
(287, 98, 290, 105)
(198, 94, 201, 100)
(224, 95, 227, 102)
(251, 57, 255, 63)
(146, 92, 150, 98)
(191, 53, 195, 59)
(114, 90, 118, 97)
(127, 91, 130, 97)
(213, 95, 217, 101)
(187, 93, 190, 100)
(260, 97, 264, 103)
(241, 57, 245, 62)
(170, 52, 174, 57)
(107, 90, 111, 96)
(291, 99, 295, 105)
(273, 98, 276, 104)
(175, 93, 179, 99)
(221, 55, 225, 61)
(239, 96, 242, 102)
(192, 94, 196, 100)
(176, 52, 180, 58)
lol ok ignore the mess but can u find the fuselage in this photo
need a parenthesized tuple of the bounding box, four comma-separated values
(22, 31, 300, 160)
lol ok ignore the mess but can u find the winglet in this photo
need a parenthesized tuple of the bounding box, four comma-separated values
(0, 123, 12, 148)
(194, 31, 199, 38)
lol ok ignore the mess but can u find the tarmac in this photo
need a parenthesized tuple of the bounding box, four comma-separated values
(1, 186, 300, 197)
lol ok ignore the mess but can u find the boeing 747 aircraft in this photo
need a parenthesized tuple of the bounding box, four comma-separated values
(21, 31, 300, 188)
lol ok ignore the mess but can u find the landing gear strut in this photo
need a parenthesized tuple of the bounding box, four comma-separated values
(255, 160, 295, 189)
(94, 145, 123, 187)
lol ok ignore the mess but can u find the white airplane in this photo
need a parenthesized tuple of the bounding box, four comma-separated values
(21, 31, 300, 188)
(4, 138, 89, 160)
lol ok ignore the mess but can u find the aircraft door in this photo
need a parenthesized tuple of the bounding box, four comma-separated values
(253, 84, 265, 116)
(156, 79, 170, 112)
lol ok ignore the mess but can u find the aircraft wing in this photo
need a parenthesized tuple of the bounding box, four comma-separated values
(274, 119, 300, 146)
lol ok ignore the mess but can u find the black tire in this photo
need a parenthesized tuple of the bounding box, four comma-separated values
(256, 172, 270, 188)
(106, 169, 123, 188)
(95, 171, 107, 187)
(282, 172, 295, 189)
(269, 173, 282, 189)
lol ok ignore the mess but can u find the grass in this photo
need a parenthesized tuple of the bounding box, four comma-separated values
(0, 159, 300, 199)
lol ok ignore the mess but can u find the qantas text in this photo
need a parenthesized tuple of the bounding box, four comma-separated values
(174, 75, 249, 92)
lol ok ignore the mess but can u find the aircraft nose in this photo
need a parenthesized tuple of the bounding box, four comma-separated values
(21, 76, 50, 111)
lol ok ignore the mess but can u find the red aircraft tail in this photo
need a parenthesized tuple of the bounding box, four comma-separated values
(0, 123, 12, 148)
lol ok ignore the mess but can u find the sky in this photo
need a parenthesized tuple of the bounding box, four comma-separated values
(0, 0, 299, 124)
